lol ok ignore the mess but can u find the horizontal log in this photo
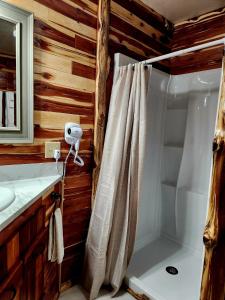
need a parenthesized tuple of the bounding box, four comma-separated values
(110, 27, 161, 56)
(75, 35, 96, 56)
(65, 0, 97, 15)
(72, 61, 96, 79)
(34, 96, 94, 116)
(111, 1, 171, 44)
(34, 64, 95, 92)
(170, 46, 224, 75)
(112, 0, 173, 36)
(36, 0, 97, 28)
(171, 9, 225, 74)
(34, 19, 75, 48)
(173, 11, 225, 51)
(34, 48, 73, 74)
(48, 6, 96, 40)
(64, 173, 92, 190)
(63, 215, 90, 247)
(34, 80, 94, 103)
(110, 14, 170, 54)
(34, 111, 80, 129)
(34, 35, 96, 67)
(63, 208, 91, 228)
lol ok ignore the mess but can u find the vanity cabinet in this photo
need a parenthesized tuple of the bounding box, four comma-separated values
(0, 181, 62, 300)
(0, 262, 23, 300)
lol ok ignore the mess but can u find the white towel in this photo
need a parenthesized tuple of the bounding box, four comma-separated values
(48, 208, 64, 264)
(5, 91, 15, 127)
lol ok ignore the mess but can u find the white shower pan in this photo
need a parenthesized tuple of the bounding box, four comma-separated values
(126, 238, 203, 300)
(125, 67, 222, 300)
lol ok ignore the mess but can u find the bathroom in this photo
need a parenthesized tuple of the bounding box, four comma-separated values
(0, 0, 225, 299)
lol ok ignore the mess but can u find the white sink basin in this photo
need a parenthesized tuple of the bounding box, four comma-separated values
(0, 186, 15, 211)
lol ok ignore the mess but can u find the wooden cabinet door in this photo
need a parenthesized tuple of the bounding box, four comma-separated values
(0, 262, 23, 300)
(22, 230, 47, 300)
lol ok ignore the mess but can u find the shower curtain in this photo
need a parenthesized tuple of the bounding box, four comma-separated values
(83, 63, 151, 299)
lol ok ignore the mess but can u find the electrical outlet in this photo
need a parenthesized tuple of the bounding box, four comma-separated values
(45, 142, 61, 158)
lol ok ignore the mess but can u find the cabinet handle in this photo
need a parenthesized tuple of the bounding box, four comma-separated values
(2, 287, 17, 300)
(51, 192, 61, 202)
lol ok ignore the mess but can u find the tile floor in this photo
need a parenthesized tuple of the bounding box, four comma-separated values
(59, 285, 135, 300)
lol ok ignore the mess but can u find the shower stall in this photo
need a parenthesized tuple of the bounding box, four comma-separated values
(115, 54, 222, 300)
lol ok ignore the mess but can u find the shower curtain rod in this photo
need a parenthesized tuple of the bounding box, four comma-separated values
(134, 38, 225, 66)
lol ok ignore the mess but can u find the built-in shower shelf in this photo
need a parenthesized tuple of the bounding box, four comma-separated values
(166, 108, 187, 112)
(161, 181, 176, 187)
(164, 144, 183, 149)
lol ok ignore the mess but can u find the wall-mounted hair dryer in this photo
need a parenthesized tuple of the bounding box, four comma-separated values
(64, 123, 84, 174)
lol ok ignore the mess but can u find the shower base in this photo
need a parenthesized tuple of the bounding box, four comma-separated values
(126, 237, 203, 300)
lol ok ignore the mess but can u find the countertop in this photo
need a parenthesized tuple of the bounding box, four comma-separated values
(0, 163, 63, 232)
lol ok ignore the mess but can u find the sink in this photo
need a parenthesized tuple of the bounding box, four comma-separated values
(0, 186, 15, 211)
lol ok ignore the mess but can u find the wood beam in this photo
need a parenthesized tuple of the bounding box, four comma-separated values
(92, 0, 110, 201)
(200, 57, 225, 300)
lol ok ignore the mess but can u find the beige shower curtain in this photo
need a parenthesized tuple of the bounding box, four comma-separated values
(83, 63, 151, 299)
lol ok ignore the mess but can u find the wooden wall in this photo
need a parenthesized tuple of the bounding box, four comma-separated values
(170, 7, 225, 74)
(108, 0, 173, 74)
(106, 0, 173, 119)
(0, 0, 97, 286)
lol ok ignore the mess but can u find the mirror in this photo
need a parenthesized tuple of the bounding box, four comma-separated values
(0, 1, 33, 143)
(0, 18, 20, 130)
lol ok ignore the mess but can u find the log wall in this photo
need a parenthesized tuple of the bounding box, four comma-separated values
(105, 0, 173, 134)
(0, 0, 97, 286)
(171, 7, 225, 74)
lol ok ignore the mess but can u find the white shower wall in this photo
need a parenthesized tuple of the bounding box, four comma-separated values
(114, 53, 221, 256)
(134, 68, 170, 251)
(114, 53, 222, 300)
(161, 69, 221, 253)
(132, 68, 221, 255)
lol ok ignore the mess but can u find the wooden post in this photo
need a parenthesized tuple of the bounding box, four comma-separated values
(200, 57, 225, 300)
(92, 0, 110, 202)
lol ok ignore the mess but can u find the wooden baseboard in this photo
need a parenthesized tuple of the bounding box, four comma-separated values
(60, 280, 74, 293)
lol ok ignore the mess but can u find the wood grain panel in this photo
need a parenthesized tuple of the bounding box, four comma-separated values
(34, 111, 80, 130)
(110, 14, 169, 54)
(6, 234, 20, 271)
(36, 0, 97, 28)
(112, 0, 173, 36)
(171, 8, 225, 74)
(35, 80, 94, 103)
(72, 62, 96, 79)
(1, 0, 96, 287)
(170, 46, 224, 75)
